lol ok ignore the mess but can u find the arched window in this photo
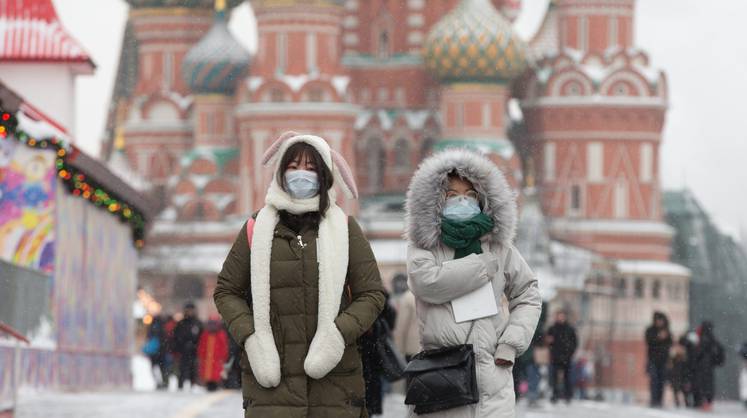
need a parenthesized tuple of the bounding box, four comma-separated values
(634, 277, 644, 298)
(373, 12, 394, 60)
(617, 277, 627, 297)
(394, 138, 410, 170)
(652, 279, 661, 299)
(365, 137, 385, 192)
(378, 30, 391, 59)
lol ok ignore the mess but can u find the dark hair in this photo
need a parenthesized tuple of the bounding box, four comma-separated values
(277, 142, 334, 216)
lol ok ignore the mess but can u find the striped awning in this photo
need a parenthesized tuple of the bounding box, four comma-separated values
(0, 0, 94, 70)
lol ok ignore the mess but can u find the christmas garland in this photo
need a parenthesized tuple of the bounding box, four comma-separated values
(1, 108, 146, 248)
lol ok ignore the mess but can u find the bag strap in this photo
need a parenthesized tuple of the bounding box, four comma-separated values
(246, 218, 256, 248)
(463, 321, 476, 345)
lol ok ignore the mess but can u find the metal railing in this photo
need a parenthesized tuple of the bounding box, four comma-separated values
(0, 322, 29, 415)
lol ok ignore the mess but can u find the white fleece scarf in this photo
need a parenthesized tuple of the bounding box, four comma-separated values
(247, 173, 349, 387)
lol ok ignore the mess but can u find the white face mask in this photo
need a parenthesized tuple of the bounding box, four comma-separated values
(442, 195, 481, 221)
(284, 170, 319, 199)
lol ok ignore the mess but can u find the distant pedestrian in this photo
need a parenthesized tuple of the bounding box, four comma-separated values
(679, 331, 699, 407)
(693, 321, 725, 411)
(393, 287, 419, 362)
(522, 301, 547, 407)
(197, 315, 229, 392)
(645, 311, 672, 408)
(162, 313, 178, 386)
(361, 294, 397, 416)
(571, 355, 592, 400)
(174, 302, 203, 390)
(669, 341, 687, 407)
(221, 335, 242, 389)
(546, 310, 577, 404)
(739, 341, 747, 409)
(146, 315, 171, 389)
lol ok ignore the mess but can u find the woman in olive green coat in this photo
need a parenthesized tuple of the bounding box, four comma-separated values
(214, 132, 385, 418)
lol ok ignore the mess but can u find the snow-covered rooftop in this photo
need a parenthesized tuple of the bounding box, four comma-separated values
(616, 260, 691, 277)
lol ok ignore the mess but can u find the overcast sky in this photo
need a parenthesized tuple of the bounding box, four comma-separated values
(53, 0, 747, 239)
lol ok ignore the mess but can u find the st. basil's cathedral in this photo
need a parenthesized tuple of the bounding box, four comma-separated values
(101, 0, 689, 398)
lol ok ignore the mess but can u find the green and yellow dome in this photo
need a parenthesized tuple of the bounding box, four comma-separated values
(424, 0, 528, 84)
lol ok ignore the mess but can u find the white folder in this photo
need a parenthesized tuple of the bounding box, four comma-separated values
(451, 282, 499, 323)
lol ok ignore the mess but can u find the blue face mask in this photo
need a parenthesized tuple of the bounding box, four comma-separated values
(285, 170, 320, 199)
(442, 196, 481, 222)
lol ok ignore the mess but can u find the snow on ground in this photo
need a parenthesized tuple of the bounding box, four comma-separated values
(14, 390, 746, 418)
(13, 360, 746, 418)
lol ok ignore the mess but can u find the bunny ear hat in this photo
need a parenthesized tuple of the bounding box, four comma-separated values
(245, 132, 358, 388)
(261, 131, 359, 200)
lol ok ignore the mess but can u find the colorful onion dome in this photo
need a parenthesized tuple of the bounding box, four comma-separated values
(181, 2, 250, 95)
(249, 0, 345, 8)
(424, 0, 528, 84)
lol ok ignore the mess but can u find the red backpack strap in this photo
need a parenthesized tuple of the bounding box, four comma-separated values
(246, 217, 256, 248)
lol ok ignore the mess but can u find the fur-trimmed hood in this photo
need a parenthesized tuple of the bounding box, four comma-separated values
(405, 149, 518, 250)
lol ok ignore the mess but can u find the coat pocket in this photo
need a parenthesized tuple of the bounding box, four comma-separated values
(329, 344, 361, 375)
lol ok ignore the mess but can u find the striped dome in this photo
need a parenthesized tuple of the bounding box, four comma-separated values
(182, 9, 250, 95)
(424, 0, 528, 84)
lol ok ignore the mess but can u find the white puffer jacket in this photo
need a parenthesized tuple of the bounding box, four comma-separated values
(404, 150, 541, 418)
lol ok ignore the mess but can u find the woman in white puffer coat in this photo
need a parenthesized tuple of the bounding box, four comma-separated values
(404, 149, 541, 418)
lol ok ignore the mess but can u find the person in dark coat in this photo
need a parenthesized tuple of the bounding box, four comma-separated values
(669, 340, 687, 408)
(213, 134, 385, 418)
(739, 341, 747, 409)
(693, 321, 725, 411)
(679, 331, 699, 407)
(144, 315, 169, 389)
(546, 310, 577, 403)
(222, 335, 243, 390)
(645, 311, 672, 407)
(516, 301, 547, 407)
(174, 302, 203, 390)
(360, 292, 397, 417)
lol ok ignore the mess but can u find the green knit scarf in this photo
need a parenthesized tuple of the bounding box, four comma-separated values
(440, 213, 495, 259)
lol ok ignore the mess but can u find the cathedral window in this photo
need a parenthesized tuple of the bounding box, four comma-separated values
(569, 184, 583, 216)
(617, 277, 627, 297)
(378, 29, 391, 59)
(652, 279, 661, 299)
(163, 52, 174, 90)
(640, 143, 653, 182)
(365, 137, 385, 192)
(587, 142, 604, 182)
(609, 16, 619, 48)
(614, 179, 628, 218)
(277, 33, 288, 74)
(579, 16, 589, 51)
(394, 139, 410, 171)
(544, 142, 556, 181)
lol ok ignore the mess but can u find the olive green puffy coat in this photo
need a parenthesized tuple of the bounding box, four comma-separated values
(214, 216, 385, 418)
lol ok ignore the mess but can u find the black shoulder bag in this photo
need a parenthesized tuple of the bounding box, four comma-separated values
(403, 322, 478, 414)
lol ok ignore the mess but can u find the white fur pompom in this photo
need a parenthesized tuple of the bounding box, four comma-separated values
(245, 330, 282, 388)
(303, 324, 346, 379)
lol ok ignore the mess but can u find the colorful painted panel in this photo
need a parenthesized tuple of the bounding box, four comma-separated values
(0, 140, 56, 273)
(54, 186, 136, 352)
